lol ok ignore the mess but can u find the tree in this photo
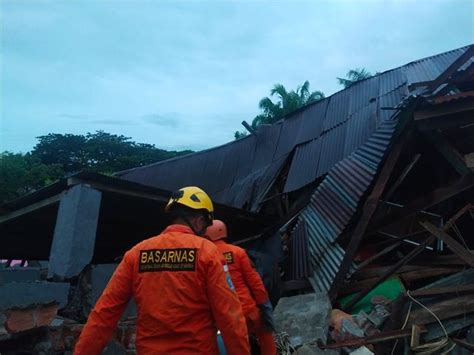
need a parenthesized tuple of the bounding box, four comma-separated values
(0, 131, 193, 203)
(234, 81, 325, 138)
(337, 68, 373, 88)
(0, 152, 64, 203)
(31, 131, 192, 174)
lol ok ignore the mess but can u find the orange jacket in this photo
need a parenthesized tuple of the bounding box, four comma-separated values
(75, 225, 249, 355)
(214, 240, 269, 312)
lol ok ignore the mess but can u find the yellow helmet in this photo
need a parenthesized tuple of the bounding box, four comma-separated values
(165, 186, 214, 223)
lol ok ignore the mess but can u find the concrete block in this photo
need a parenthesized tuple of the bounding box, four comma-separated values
(48, 184, 102, 279)
(0, 267, 41, 284)
(0, 281, 70, 310)
(274, 292, 331, 346)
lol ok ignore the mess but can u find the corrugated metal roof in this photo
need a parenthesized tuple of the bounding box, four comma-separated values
(404, 47, 468, 85)
(284, 138, 323, 193)
(118, 45, 471, 210)
(292, 119, 398, 293)
(289, 219, 311, 280)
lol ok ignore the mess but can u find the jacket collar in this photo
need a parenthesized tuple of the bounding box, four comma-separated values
(163, 224, 195, 235)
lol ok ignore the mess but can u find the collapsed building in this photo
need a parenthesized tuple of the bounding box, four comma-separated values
(1, 44, 473, 354)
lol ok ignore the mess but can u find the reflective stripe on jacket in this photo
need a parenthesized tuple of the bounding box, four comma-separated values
(214, 240, 269, 312)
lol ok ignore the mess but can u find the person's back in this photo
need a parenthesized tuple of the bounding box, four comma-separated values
(74, 187, 250, 355)
(206, 220, 276, 355)
(214, 241, 268, 312)
(133, 225, 242, 352)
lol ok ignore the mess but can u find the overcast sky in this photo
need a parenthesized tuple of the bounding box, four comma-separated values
(1, 0, 472, 153)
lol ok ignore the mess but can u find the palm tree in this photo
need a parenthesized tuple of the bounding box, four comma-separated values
(251, 81, 325, 128)
(337, 68, 373, 88)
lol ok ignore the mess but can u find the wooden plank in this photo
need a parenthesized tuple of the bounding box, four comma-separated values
(319, 327, 426, 349)
(407, 295, 474, 326)
(383, 154, 421, 202)
(342, 267, 460, 296)
(423, 130, 471, 175)
(368, 174, 474, 235)
(341, 235, 435, 309)
(420, 221, 474, 267)
(415, 252, 474, 266)
(425, 45, 474, 92)
(328, 125, 411, 301)
(355, 241, 403, 272)
(408, 284, 474, 298)
(352, 265, 458, 281)
(452, 338, 474, 351)
(414, 100, 474, 121)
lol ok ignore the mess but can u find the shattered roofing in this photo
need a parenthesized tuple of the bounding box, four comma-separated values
(117, 45, 472, 211)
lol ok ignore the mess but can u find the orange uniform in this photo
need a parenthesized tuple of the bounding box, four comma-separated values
(75, 225, 250, 355)
(214, 240, 276, 355)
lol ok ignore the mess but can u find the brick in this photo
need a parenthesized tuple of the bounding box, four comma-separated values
(5, 303, 59, 333)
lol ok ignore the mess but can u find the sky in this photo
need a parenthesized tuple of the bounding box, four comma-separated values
(1, 0, 473, 153)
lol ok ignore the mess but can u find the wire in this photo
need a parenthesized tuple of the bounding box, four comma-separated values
(406, 290, 456, 354)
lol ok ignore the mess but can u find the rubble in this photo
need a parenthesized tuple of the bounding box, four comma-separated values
(274, 293, 331, 346)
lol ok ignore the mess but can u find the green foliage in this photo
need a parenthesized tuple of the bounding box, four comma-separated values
(0, 131, 192, 203)
(337, 68, 373, 88)
(31, 131, 192, 173)
(0, 152, 64, 202)
(234, 81, 324, 138)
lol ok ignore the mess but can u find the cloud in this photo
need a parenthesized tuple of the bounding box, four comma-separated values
(142, 114, 180, 127)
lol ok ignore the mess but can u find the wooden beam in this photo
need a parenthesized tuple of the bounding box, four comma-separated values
(452, 338, 474, 352)
(67, 177, 169, 203)
(407, 294, 474, 326)
(367, 173, 474, 235)
(383, 154, 421, 202)
(420, 221, 474, 267)
(341, 267, 459, 296)
(355, 241, 403, 272)
(416, 109, 474, 131)
(423, 130, 471, 175)
(328, 127, 409, 301)
(414, 100, 474, 121)
(342, 235, 436, 310)
(407, 284, 474, 298)
(425, 45, 474, 92)
(319, 327, 426, 349)
(0, 193, 64, 224)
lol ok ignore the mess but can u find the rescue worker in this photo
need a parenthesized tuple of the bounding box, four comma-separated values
(75, 187, 250, 355)
(206, 220, 277, 355)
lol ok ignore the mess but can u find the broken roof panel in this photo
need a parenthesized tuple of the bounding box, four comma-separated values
(343, 102, 377, 157)
(118, 45, 471, 209)
(404, 47, 469, 85)
(322, 89, 351, 131)
(295, 99, 328, 145)
(284, 138, 323, 193)
(378, 68, 407, 96)
(274, 111, 304, 159)
(316, 123, 348, 177)
(348, 75, 380, 115)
